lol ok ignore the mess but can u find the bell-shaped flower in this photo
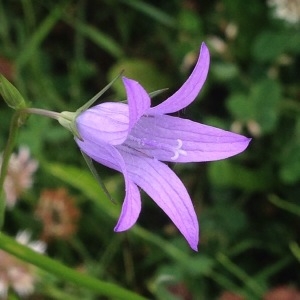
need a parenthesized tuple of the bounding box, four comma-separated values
(75, 43, 251, 250)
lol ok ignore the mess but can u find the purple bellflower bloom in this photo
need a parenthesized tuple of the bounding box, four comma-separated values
(75, 43, 251, 251)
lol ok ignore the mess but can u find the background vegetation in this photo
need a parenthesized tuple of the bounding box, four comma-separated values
(0, 0, 300, 299)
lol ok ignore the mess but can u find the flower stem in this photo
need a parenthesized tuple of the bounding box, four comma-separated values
(0, 110, 27, 229)
(0, 107, 63, 228)
(23, 107, 61, 120)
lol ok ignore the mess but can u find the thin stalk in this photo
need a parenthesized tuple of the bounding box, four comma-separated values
(0, 110, 27, 229)
(0, 107, 59, 229)
(23, 107, 61, 120)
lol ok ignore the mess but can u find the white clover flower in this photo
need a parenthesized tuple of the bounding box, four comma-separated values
(0, 146, 38, 208)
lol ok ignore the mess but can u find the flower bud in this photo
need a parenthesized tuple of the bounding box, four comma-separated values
(0, 74, 26, 109)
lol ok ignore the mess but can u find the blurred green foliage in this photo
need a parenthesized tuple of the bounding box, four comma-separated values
(0, 0, 300, 299)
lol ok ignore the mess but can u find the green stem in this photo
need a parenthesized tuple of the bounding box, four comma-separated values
(0, 107, 60, 228)
(0, 232, 148, 300)
(24, 107, 61, 120)
(0, 110, 27, 229)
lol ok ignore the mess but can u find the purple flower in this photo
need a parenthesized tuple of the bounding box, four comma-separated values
(75, 43, 251, 251)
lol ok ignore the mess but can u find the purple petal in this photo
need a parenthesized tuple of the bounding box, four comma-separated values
(114, 180, 141, 232)
(148, 43, 210, 115)
(128, 114, 251, 162)
(76, 138, 142, 230)
(122, 77, 151, 132)
(76, 102, 129, 145)
(76, 137, 122, 172)
(119, 146, 199, 251)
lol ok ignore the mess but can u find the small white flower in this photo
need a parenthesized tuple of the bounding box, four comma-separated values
(268, 0, 300, 24)
(0, 146, 38, 208)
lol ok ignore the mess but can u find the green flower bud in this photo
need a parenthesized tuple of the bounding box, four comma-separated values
(0, 74, 27, 109)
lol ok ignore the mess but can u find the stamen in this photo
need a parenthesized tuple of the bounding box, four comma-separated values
(171, 139, 187, 160)
(127, 135, 187, 160)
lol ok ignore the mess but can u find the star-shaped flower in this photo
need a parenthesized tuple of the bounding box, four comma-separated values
(75, 43, 251, 250)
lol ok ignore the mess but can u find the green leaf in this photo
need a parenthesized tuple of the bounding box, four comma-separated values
(0, 232, 147, 300)
(227, 93, 252, 121)
(227, 79, 281, 134)
(210, 62, 239, 82)
(186, 255, 215, 276)
(16, 2, 67, 69)
(120, 0, 176, 28)
(73, 22, 124, 59)
(208, 160, 274, 192)
(178, 8, 203, 35)
(250, 79, 281, 133)
(279, 141, 300, 184)
(253, 30, 300, 62)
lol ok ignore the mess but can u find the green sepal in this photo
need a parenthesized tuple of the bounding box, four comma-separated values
(57, 111, 82, 140)
(81, 151, 116, 203)
(0, 74, 27, 109)
(76, 71, 123, 114)
(149, 88, 169, 98)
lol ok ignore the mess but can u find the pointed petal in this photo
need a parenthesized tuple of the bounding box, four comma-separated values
(76, 138, 141, 230)
(119, 147, 199, 250)
(122, 77, 151, 132)
(114, 181, 141, 231)
(148, 43, 210, 115)
(128, 114, 251, 162)
(76, 102, 129, 145)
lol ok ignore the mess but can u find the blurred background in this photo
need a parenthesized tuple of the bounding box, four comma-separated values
(0, 0, 300, 299)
